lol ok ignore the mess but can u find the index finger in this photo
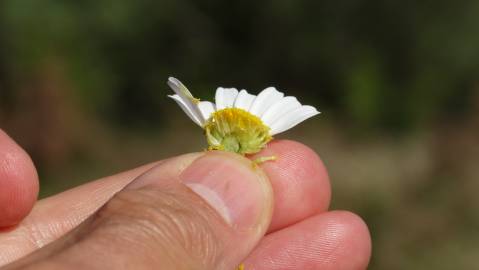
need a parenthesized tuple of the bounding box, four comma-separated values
(252, 140, 331, 233)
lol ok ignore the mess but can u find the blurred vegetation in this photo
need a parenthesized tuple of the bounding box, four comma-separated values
(1, 0, 479, 269)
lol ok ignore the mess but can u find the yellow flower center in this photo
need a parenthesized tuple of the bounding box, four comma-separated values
(204, 108, 272, 154)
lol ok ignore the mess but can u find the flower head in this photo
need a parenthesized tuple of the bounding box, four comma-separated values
(168, 77, 320, 154)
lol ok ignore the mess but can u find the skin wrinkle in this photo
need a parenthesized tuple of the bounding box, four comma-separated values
(309, 223, 343, 267)
(24, 222, 49, 251)
(277, 146, 318, 196)
(29, 193, 177, 269)
(319, 219, 345, 264)
(20, 208, 83, 252)
(244, 211, 371, 270)
(0, 243, 21, 265)
(0, 218, 47, 261)
(0, 151, 26, 181)
(0, 218, 71, 265)
(19, 204, 88, 252)
(91, 214, 178, 268)
(86, 187, 222, 269)
(289, 224, 338, 268)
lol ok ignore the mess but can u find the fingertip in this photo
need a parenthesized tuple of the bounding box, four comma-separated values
(260, 140, 331, 210)
(251, 139, 331, 232)
(326, 211, 372, 270)
(0, 130, 39, 227)
(244, 211, 371, 270)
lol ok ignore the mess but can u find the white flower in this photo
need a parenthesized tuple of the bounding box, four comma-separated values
(168, 77, 320, 154)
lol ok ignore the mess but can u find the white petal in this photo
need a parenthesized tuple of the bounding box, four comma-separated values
(249, 87, 284, 117)
(234, 89, 256, 111)
(168, 94, 203, 126)
(261, 96, 302, 126)
(198, 101, 216, 121)
(269, 105, 320, 135)
(215, 87, 239, 110)
(167, 77, 205, 124)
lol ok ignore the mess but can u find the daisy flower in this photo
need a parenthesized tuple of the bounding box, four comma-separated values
(167, 77, 320, 155)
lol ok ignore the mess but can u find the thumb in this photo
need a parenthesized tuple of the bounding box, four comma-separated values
(6, 152, 274, 270)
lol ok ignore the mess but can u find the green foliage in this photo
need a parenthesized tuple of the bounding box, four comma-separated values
(1, 0, 478, 132)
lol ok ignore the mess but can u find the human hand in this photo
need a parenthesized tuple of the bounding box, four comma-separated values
(0, 129, 371, 269)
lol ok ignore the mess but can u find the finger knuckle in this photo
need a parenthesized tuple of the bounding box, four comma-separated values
(91, 187, 222, 267)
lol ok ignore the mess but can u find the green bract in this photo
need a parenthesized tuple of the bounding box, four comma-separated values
(205, 108, 272, 154)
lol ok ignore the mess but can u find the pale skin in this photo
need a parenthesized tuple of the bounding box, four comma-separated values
(0, 129, 371, 269)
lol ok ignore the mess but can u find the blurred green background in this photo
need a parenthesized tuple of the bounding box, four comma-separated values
(1, 0, 479, 269)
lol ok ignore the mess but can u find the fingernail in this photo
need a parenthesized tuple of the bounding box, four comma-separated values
(181, 152, 271, 230)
